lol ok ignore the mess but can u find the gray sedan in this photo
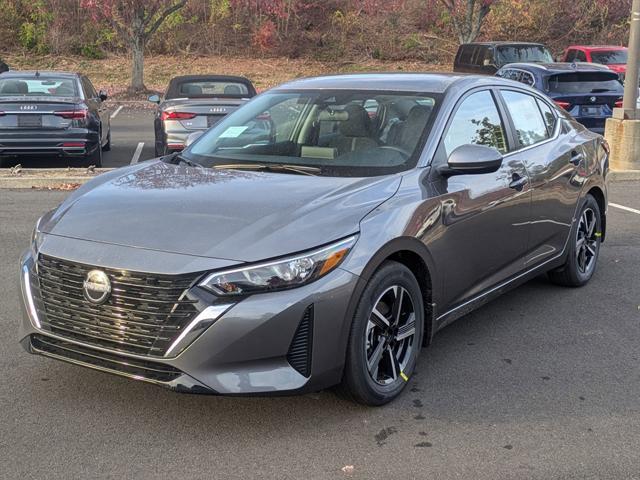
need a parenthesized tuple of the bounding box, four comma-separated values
(19, 73, 608, 405)
(149, 74, 256, 156)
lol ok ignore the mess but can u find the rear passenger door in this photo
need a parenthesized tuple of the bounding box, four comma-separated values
(430, 89, 532, 310)
(496, 89, 584, 267)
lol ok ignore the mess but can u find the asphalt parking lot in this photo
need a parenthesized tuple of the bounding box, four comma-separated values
(0, 181, 639, 479)
(2, 106, 157, 169)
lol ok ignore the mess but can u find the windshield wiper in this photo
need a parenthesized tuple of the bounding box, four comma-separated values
(164, 151, 202, 168)
(214, 163, 321, 176)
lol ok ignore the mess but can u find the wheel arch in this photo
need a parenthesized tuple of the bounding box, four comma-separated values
(586, 185, 606, 242)
(342, 237, 439, 351)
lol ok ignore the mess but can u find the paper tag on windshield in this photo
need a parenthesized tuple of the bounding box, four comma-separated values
(219, 126, 248, 138)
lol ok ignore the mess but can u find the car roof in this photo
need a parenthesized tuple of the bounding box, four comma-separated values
(499, 62, 614, 74)
(0, 71, 79, 78)
(271, 73, 489, 94)
(566, 45, 627, 51)
(460, 41, 546, 47)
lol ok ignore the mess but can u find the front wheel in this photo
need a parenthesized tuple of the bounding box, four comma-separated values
(548, 194, 601, 287)
(340, 261, 424, 406)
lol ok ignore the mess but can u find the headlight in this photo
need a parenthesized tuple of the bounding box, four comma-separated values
(199, 235, 357, 296)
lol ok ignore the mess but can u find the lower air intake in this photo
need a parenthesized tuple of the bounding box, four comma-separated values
(286, 305, 313, 377)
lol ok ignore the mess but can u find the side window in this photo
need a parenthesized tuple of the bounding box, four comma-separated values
(536, 99, 557, 136)
(263, 96, 303, 142)
(443, 90, 508, 156)
(576, 50, 587, 62)
(459, 46, 474, 64)
(82, 77, 97, 99)
(520, 71, 535, 86)
(565, 49, 576, 62)
(501, 90, 549, 148)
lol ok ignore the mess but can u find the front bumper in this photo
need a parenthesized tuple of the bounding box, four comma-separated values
(19, 246, 359, 395)
(0, 128, 99, 157)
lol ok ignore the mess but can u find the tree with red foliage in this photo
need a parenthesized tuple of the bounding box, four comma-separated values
(439, 0, 497, 43)
(82, 0, 187, 93)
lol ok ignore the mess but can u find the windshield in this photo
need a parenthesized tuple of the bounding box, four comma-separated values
(590, 50, 628, 65)
(0, 77, 77, 97)
(497, 45, 553, 64)
(547, 72, 623, 94)
(184, 90, 439, 177)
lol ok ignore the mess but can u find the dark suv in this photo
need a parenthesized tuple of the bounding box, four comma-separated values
(454, 42, 554, 74)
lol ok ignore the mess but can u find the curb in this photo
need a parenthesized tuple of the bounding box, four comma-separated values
(609, 170, 640, 182)
(0, 168, 114, 189)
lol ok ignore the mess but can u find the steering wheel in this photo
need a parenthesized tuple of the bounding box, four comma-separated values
(379, 145, 411, 158)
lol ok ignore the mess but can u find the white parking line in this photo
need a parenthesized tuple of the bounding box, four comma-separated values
(110, 105, 124, 119)
(130, 142, 144, 164)
(610, 202, 640, 215)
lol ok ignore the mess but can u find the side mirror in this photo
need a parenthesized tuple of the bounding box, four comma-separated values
(99, 90, 108, 102)
(148, 94, 161, 104)
(185, 131, 204, 148)
(439, 144, 503, 177)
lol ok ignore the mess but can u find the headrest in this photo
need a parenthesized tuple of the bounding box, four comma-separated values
(224, 85, 242, 95)
(339, 104, 372, 138)
(400, 105, 432, 149)
(181, 84, 202, 95)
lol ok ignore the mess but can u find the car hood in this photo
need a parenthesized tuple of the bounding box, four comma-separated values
(41, 160, 401, 262)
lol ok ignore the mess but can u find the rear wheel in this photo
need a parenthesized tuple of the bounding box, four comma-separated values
(548, 194, 601, 287)
(340, 261, 424, 406)
(76, 145, 102, 168)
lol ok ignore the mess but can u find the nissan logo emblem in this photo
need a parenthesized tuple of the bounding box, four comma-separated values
(83, 270, 111, 305)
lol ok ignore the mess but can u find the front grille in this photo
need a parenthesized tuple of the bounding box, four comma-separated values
(34, 255, 201, 357)
(31, 334, 183, 382)
(286, 305, 313, 377)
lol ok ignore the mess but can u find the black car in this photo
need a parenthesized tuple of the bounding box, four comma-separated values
(454, 42, 554, 75)
(496, 62, 624, 134)
(149, 75, 257, 156)
(0, 71, 110, 167)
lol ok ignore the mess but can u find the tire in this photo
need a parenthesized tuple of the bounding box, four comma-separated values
(102, 127, 111, 151)
(548, 194, 601, 287)
(154, 140, 165, 157)
(340, 261, 424, 406)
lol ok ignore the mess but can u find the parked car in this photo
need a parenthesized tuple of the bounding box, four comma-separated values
(562, 45, 628, 80)
(0, 71, 110, 167)
(0, 60, 8, 73)
(150, 74, 257, 156)
(20, 73, 608, 405)
(453, 41, 553, 74)
(496, 62, 624, 134)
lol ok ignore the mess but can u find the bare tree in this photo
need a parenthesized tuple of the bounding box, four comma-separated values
(83, 0, 187, 92)
(439, 0, 497, 44)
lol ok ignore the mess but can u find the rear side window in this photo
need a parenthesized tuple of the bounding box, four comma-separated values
(443, 90, 508, 155)
(575, 50, 587, 62)
(565, 50, 577, 62)
(497, 69, 535, 87)
(547, 72, 623, 94)
(501, 90, 549, 148)
(536, 99, 557, 135)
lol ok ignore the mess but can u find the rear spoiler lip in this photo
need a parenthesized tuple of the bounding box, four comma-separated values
(0, 95, 82, 104)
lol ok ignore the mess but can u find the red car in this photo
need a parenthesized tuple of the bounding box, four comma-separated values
(562, 45, 628, 79)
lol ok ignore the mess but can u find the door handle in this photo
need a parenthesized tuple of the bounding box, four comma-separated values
(509, 173, 527, 191)
(569, 150, 583, 166)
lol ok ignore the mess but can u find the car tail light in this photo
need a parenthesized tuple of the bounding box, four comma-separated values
(161, 111, 197, 121)
(554, 101, 571, 110)
(62, 142, 85, 148)
(167, 143, 185, 150)
(54, 109, 88, 120)
(614, 98, 623, 108)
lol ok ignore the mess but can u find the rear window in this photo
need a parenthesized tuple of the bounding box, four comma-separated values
(0, 77, 77, 97)
(497, 45, 553, 64)
(590, 50, 628, 65)
(547, 72, 623, 94)
(169, 80, 250, 99)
